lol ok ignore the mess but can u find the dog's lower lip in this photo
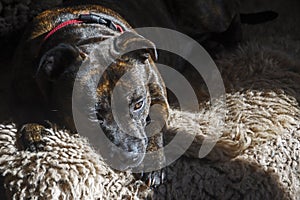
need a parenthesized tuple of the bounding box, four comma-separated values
(132, 154, 141, 162)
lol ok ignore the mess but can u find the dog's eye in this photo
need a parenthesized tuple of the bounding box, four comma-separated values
(133, 100, 144, 111)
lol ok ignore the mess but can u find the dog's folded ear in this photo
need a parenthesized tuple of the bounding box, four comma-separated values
(36, 43, 86, 81)
(113, 31, 158, 62)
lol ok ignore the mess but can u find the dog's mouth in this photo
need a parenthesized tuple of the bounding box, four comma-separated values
(101, 130, 148, 171)
(109, 148, 146, 171)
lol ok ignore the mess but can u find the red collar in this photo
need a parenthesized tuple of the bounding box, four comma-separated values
(43, 13, 124, 42)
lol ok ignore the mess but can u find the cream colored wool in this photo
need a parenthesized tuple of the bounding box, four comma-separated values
(168, 90, 300, 161)
(0, 124, 151, 200)
(0, 89, 300, 199)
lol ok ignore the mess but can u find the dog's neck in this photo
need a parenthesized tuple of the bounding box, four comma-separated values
(43, 13, 125, 44)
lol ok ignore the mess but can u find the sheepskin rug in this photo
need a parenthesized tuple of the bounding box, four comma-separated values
(1, 89, 300, 199)
(0, 0, 300, 199)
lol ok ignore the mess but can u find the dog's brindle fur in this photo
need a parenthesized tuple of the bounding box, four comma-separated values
(12, 5, 168, 186)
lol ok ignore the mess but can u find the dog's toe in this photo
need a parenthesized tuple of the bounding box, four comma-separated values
(17, 123, 47, 152)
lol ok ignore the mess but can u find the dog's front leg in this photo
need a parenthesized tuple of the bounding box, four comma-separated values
(133, 130, 167, 187)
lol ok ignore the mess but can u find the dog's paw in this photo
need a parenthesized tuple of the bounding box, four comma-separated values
(135, 168, 167, 188)
(17, 123, 48, 152)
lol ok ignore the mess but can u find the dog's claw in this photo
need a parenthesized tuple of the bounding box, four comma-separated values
(135, 168, 167, 188)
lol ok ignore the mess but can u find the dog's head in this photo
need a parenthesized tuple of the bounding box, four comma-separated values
(36, 31, 169, 170)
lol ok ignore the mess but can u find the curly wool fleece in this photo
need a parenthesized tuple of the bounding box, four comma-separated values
(0, 89, 300, 199)
(0, 124, 150, 199)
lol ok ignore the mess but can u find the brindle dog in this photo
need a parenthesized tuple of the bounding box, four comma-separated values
(12, 5, 168, 187)
(12, 2, 278, 188)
